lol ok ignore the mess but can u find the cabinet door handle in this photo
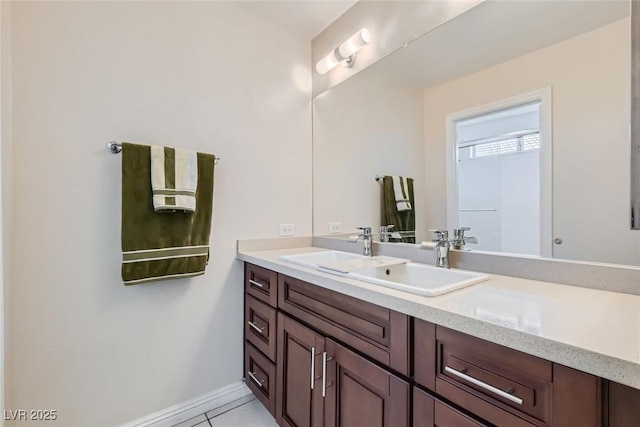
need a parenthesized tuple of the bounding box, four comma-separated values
(322, 352, 333, 398)
(247, 321, 265, 334)
(247, 371, 265, 388)
(444, 366, 523, 405)
(249, 279, 265, 289)
(310, 346, 316, 390)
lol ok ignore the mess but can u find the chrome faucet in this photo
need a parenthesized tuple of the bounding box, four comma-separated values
(452, 227, 478, 250)
(420, 229, 451, 268)
(420, 227, 478, 268)
(432, 229, 451, 268)
(379, 224, 395, 243)
(348, 226, 373, 256)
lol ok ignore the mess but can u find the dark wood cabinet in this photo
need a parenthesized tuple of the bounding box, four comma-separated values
(243, 262, 640, 427)
(605, 382, 640, 426)
(278, 274, 410, 376)
(324, 339, 410, 427)
(245, 295, 277, 362)
(244, 263, 279, 417)
(434, 326, 551, 426)
(414, 386, 489, 427)
(245, 264, 410, 427)
(414, 319, 436, 391)
(552, 364, 602, 427)
(276, 313, 409, 427)
(245, 263, 278, 307)
(245, 342, 277, 416)
(276, 313, 325, 427)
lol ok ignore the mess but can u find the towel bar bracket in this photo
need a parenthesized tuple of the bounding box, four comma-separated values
(107, 141, 220, 164)
(107, 141, 123, 154)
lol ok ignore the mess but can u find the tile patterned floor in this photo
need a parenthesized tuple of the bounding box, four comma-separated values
(173, 397, 278, 427)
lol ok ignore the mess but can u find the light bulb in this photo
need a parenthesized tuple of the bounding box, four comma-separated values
(338, 28, 371, 59)
(315, 49, 341, 75)
(315, 28, 371, 75)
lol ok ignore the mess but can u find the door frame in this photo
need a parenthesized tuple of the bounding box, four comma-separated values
(445, 88, 553, 258)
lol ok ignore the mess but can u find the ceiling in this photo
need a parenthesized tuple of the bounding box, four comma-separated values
(237, 0, 358, 40)
(372, 0, 630, 89)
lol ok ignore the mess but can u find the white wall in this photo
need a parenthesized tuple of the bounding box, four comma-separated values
(8, 2, 311, 426)
(313, 66, 425, 239)
(424, 17, 639, 265)
(0, 2, 10, 425)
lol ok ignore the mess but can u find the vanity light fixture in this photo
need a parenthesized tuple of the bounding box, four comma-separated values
(315, 28, 371, 75)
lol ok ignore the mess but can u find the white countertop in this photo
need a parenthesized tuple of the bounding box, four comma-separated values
(238, 246, 640, 390)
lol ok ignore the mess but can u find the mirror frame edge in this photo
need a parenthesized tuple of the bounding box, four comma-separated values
(631, 0, 640, 229)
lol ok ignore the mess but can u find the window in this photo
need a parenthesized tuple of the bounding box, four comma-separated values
(470, 132, 540, 159)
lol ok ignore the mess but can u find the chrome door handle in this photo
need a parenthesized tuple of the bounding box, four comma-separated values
(310, 346, 316, 390)
(322, 352, 333, 398)
(247, 321, 265, 334)
(444, 366, 523, 405)
(249, 279, 265, 288)
(247, 371, 265, 388)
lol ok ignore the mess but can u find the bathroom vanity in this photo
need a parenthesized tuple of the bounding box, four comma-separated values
(239, 246, 640, 427)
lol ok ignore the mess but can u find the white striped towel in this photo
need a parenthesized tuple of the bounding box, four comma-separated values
(392, 176, 412, 212)
(150, 145, 198, 212)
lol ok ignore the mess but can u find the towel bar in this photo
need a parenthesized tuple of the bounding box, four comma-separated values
(107, 141, 220, 164)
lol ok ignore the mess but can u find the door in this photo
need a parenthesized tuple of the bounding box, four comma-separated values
(447, 90, 552, 258)
(276, 313, 325, 427)
(324, 339, 410, 427)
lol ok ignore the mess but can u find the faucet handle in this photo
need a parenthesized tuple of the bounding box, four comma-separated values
(429, 229, 449, 241)
(357, 226, 372, 236)
(453, 227, 470, 238)
(452, 227, 477, 249)
(380, 224, 395, 231)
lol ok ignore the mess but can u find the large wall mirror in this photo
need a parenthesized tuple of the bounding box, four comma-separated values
(313, 0, 640, 266)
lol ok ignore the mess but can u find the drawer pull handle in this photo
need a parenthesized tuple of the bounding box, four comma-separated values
(444, 366, 524, 405)
(310, 346, 316, 390)
(249, 279, 266, 289)
(248, 371, 265, 388)
(248, 321, 265, 334)
(322, 352, 333, 398)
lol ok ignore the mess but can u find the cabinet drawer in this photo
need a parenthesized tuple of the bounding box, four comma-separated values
(436, 327, 551, 426)
(245, 342, 276, 417)
(278, 274, 409, 376)
(414, 386, 488, 427)
(245, 295, 277, 362)
(245, 263, 277, 307)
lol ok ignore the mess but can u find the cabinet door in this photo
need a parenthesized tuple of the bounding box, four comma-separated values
(324, 339, 409, 427)
(552, 364, 602, 427)
(276, 313, 325, 427)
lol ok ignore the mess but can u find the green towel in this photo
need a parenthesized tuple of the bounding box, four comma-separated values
(121, 142, 215, 285)
(381, 176, 415, 244)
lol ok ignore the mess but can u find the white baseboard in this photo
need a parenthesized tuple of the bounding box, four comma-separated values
(121, 381, 253, 427)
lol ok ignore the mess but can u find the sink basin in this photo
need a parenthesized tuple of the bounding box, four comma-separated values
(279, 251, 408, 275)
(347, 262, 489, 296)
(279, 250, 365, 270)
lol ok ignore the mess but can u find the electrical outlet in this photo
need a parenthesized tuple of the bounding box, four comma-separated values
(329, 222, 342, 234)
(279, 223, 295, 236)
